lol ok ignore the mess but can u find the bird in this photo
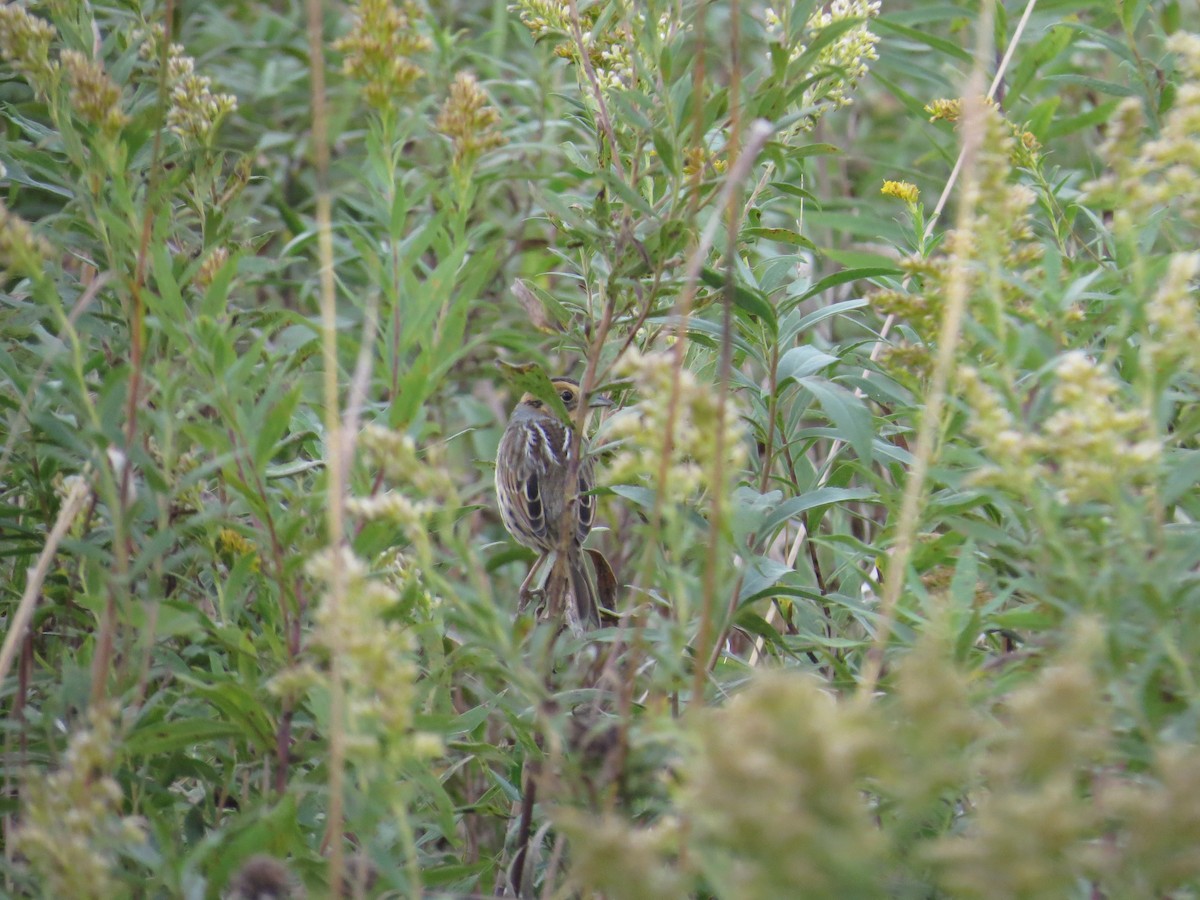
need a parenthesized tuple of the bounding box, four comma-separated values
(495, 376, 612, 630)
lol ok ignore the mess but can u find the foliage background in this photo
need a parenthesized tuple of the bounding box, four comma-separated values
(2, 0, 1200, 896)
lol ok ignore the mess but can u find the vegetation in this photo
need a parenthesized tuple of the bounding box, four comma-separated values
(2, 0, 1199, 896)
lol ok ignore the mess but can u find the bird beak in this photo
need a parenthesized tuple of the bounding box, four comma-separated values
(588, 394, 614, 409)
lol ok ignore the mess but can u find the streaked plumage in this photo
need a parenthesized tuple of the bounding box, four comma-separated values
(496, 377, 609, 628)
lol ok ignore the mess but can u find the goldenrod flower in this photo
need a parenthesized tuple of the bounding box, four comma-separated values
(13, 704, 145, 897)
(764, 0, 881, 127)
(0, 2, 58, 95)
(881, 179, 919, 204)
(333, 0, 429, 109)
(606, 350, 746, 499)
(139, 27, 237, 145)
(435, 71, 506, 167)
(925, 98, 961, 122)
(308, 546, 420, 753)
(60, 49, 128, 134)
(0, 198, 51, 278)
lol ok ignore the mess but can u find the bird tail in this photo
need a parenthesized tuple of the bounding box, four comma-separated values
(567, 548, 600, 631)
(539, 548, 612, 634)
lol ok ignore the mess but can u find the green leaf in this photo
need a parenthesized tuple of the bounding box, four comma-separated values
(126, 718, 248, 756)
(738, 556, 794, 601)
(759, 486, 876, 538)
(1045, 98, 1120, 138)
(731, 485, 783, 544)
(651, 128, 678, 175)
(1164, 449, 1200, 505)
(253, 386, 301, 470)
(1044, 73, 1141, 98)
(150, 243, 188, 324)
(1008, 22, 1078, 100)
(793, 142, 842, 159)
(797, 376, 875, 463)
(777, 345, 839, 385)
(663, 313, 761, 362)
(875, 17, 973, 63)
(793, 266, 900, 306)
(744, 227, 816, 249)
(733, 609, 787, 646)
(783, 298, 869, 344)
(700, 266, 777, 328)
(607, 484, 658, 512)
(1121, 0, 1149, 32)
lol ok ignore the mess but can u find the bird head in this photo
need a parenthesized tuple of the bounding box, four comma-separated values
(518, 377, 613, 419)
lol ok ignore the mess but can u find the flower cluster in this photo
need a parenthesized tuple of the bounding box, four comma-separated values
(511, 0, 638, 93)
(511, 0, 570, 37)
(555, 811, 686, 898)
(872, 105, 1045, 345)
(958, 367, 1040, 496)
(333, 0, 429, 109)
(876, 341, 933, 382)
(1085, 32, 1200, 226)
(960, 353, 1160, 505)
(13, 704, 145, 897)
(358, 424, 444, 488)
(926, 96, 1042, 167)
(1144, 252, 1200, 374)
(0, 197, 51, 279)
(60, 49, 128, 134)
(307, 546, 429, 760)
(884, 627, 982, 828)
(195, 244, 229, 290)
(924, 97, 961, 122)
(347, 491, 435, 560)
(353, 424, 454, 565)
(216, 526, 259, 571)
(140, 27, 237, 145)
(685, 673, 885, 895)
(588, 34, 634, 93)
(0, 2, 57, 95)
(929, 624, 1109, 896)
(1040, 353, 1160, 502)
(435, 71, 507, 168)
(550, 624, 1200, 896)
(881, 179, 919, 205)
(765, 0, 880, 127)
(682, 144, 728, 178)
(1101, 747, 1200, 890)
(166, 57, 237, 144)
(375, 545, 442, 622)
(605, 350, 747, 499)
(956, 104, 1042, 259)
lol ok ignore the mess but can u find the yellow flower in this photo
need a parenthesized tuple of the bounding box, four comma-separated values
(881, 179, 919, 204)
(217, 527, 260, 571)
(925, 98, 962, 122)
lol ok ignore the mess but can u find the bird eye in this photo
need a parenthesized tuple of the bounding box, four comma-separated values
(560, 389, 574, 402)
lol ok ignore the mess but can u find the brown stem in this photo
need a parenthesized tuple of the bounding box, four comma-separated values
(509, 761, 539, 897)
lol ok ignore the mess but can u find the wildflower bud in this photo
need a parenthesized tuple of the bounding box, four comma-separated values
(435, 71, 506, 167)
(0, 3, 58, 94)
(0, 199, 52, 278)
(60, 49, 129, 133)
